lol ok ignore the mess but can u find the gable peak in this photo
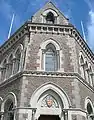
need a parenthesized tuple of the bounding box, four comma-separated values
(32, 1, 69, 25)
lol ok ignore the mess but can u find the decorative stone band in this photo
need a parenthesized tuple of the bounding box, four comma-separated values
(0, 71, 94, 92)
(27, 23, 94, 63)
(7, 107, 87, 117)
(0, 22, 94, 63)
(0, 23, 28, 55)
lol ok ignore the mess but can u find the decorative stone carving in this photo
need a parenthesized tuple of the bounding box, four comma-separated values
(41, 95, 59, 108)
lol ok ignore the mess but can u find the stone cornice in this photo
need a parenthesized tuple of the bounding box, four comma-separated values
(0, 22, 28, 55)
(27, 22, 94, 63)
(72, 27, 94, 63)
(63, 108, 87, 114)
(0, 70, 94, 93)
(0, 22, 94, 63)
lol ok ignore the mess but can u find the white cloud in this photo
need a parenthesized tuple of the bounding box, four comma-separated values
(84, 0, 94, 51)
(87, 11, 94, 50)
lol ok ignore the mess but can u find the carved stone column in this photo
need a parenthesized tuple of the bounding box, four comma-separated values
(63, 109, 68, 120)
(0, 112, 4, 120)
(32, 108, 36, 120)
(0, 67, 6, 81)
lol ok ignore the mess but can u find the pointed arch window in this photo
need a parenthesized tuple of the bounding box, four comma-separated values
(43, 43, 59, 71)
(4, 100, 14, 120)
(46, 12, 55, 24)
(87, 103, 93, 115)
(87, 102, 94, 120)
(85, 61, 89, 83)
(6, 54, 13, 78)
(40, 40, 60, 72)
(89, 66, 93, 87)
(14, 48, 21, 74)
(45, 44, 57, 71)
(80, 55, 85, 79)
(1, 59, 7, 81)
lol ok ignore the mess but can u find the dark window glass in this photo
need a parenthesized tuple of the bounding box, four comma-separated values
(46, 12, 55, 24)
(8, 102, 14, 120)
(45, 48, 57, 71)
(87, 103, 93, 114)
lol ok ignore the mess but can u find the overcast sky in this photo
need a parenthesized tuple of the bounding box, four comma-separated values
(0, 0, 94, 51)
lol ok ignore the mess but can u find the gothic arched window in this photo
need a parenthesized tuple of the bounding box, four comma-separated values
(14, 48, 21, 74)
(46, 12, 55, 24)
(85, 61, 89, 83)
(1, 59, 7, 81)
(89, 66, 93, 86)
(87, 103, 93, 115)
(4, 100, 14, 120)
(6, 54, 13, 78)
(80, 55, 85, 79)
(45, 43, 58, 71)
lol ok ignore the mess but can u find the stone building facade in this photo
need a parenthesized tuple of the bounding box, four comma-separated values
(0, 2, 94, 120)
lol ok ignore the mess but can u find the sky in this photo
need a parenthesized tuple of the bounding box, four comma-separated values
(0, 0, 94, 51)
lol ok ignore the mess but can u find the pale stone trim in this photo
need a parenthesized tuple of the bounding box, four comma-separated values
(1, 92, 17, 120)
(14, 44, 23, 55)
(79, 52, 85, 79)
(0, 71, 94, 93)
(29, 83, 70, 120)
(0, 97, 3, 102)
(0, 56, 8, 66)
(38, 39, 61, 71)
(85, 97, 94, 113)
(14, 44, 24, 72)
(42, 9, 58, 17)
(68, 110, 87, 120)
(30, 82, 71, 108)
(40, 38, 60, 50)
(1, 92, 17, 112)
(11, 107, 87, 120)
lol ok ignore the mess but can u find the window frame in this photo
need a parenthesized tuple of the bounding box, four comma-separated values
(44, 44, 58, 71)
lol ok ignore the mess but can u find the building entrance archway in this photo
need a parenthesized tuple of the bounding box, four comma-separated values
(29, 83, 71, 120)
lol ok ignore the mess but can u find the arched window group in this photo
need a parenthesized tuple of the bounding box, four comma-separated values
(0, 45, 23, 81)
(80, 54, 93, 87)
